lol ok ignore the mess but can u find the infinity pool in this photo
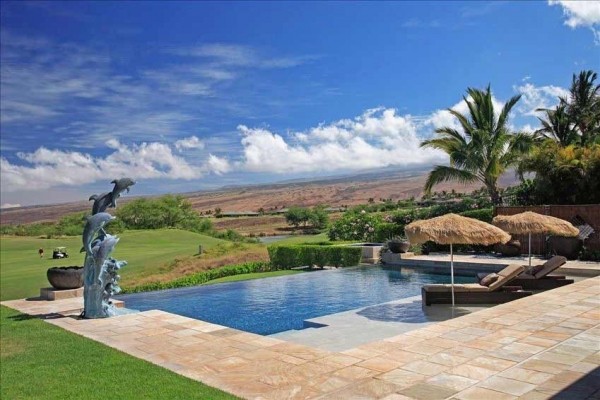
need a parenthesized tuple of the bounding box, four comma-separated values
(117, 266, 472, 335)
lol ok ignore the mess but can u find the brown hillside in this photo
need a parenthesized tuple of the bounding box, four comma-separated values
(0, 170, 518, 225)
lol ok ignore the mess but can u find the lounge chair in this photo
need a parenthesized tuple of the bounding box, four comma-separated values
(476, 256, 572, 290)
(422, 264, 532, 306)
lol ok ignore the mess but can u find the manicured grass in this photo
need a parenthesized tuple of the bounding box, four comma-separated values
(0, 306, 236, 400)
(204, 269, 304, 284)
(275, 233, 330, 245)
(0, 229, 227, 301)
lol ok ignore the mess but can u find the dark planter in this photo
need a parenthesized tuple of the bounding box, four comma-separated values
(388, 240, 410, 254)
(47, 266, 84, 290)
(548, 236, 582, 260)
(494, 240, 521, 257)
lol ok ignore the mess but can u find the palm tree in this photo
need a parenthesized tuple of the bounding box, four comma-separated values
(535, 103, 578, 146)
(564, 70, 600, 145)
(421, 86, 533, 205)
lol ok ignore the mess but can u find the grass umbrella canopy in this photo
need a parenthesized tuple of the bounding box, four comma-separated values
(492, 212, 579, 237)
(405, 213, 511, 246)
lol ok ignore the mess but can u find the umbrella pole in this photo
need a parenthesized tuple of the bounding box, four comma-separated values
(528, 232, 532, 268)
(450, 243, 455, 308)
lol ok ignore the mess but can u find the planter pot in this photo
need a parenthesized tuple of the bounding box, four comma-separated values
(388, 240, 410, 254)
(47, 266, 84, 290)
(494, 240, 521, 257)
(548, 236, 582, 260)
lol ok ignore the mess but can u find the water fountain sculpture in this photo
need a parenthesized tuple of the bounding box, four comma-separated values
(82, 178, 135, 318)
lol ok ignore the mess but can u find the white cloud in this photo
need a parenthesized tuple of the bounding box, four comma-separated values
(0, 203, 21, 209)
(424, 95, 505, 131)
(1, 139, 226, 192)
(237, 108, 444, 174)
(168, 43, 314, 69)
(205, 154, 231, 175)
(174, 136, 205, 151)
(549, 1, 600, 43)
(514, 83, 569, 116)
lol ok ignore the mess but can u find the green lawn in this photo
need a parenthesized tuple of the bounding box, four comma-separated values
(0, 306, 236, 400)
(275, 233, 330, 245)
(204, 269, 304, 285)
(0, 229, 227, 301)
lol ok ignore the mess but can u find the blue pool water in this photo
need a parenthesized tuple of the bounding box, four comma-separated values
(117, 266, 472, 335)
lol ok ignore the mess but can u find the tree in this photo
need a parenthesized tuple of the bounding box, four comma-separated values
(535, 103, 578, 146)
(308, 206, 329, 229)
(421, 85, 533, 205)
(517, 142, 600, 204)
(565, 70, 600, 145)
(285, 206, 309, 228)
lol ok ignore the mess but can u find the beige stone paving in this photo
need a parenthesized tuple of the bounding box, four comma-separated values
(2, 277, 600, 400)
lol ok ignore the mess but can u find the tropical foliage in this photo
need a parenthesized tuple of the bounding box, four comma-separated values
(518, 70, 600, 204)
(536, 70, 600, 146)
(517, 142, 600, 205)
(421, 85, 533, 205)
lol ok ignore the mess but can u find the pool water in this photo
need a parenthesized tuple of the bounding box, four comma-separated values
(117, 266, 473, 335)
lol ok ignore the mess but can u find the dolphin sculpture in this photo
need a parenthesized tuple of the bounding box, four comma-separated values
(92, 235, 120, 282)
(89, 192, 113, 215)
(82, 212, 115, 256)
(110, 178, 136, 208)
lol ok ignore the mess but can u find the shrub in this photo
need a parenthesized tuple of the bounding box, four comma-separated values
(268, 245, 362, 268)
(328, 211, 382, 241)
(122, 261, 273, 293)
(458, 208, 494, 223)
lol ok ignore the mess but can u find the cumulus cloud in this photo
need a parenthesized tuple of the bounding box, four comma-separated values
(514, 83, 569, 116)
(549, 1, 600, 43)
(1, 139, 226, 192)
(424, 95, 505, 131)
(237, 108, 444, 174)
(174, 136, 205, 151)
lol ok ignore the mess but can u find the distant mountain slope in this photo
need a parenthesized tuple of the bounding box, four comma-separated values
(0, 169, 518, 225)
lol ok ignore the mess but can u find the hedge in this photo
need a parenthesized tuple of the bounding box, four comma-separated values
(458, 208, 494, 223)
(268, 245, 362, 269)
(122, 261, 274, 293)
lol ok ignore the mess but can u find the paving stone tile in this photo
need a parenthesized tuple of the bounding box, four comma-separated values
(377, 369, 428, 389)
(426, 352, 469, 367)
(425, 373, 477, 391)
(401, 360, 448, 376)
(357, 356, 405, 372)
(453, 386, 517, 400)
(468, 356, 516, 372)
(449, 364, 497, 380)
(479, 376, 536, 396)
(519, 359, 569, 375)
(325, 379, 402, 400)
(332, 365, 379, 380)
(399, 382, 458, 400)
(498, 367, 552, 385)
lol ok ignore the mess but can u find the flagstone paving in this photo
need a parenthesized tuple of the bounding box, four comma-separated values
(2, 277, 599, 399)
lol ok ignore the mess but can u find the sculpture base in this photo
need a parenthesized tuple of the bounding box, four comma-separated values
(40, 287, 84, 301)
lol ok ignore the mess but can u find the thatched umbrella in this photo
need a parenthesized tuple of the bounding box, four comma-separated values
(405, 213, 511, 306)
(493, 211, 579, 267)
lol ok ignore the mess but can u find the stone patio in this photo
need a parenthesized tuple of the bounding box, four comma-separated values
(2, 277, 599, 400)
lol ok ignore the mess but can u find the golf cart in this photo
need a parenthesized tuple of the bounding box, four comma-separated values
(52, 247, 69, 259)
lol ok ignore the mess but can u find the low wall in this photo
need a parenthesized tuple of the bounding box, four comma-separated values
(495, 204, 600, 253)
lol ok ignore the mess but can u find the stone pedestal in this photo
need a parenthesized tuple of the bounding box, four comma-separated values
(40, 287, 84, 301)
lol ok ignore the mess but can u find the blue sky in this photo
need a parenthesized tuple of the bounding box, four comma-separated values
(1, 1, 599, 207)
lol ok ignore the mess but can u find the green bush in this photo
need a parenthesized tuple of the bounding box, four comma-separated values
(122, 262, 273, 293)
(268, 245, 362, 269)
(458, 208, 494, 223)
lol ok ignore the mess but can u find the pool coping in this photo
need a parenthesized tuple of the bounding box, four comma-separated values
(3, 275, 599, 400)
